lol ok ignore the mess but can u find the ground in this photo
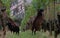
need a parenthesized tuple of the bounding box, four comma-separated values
(0, 30, 60, 38)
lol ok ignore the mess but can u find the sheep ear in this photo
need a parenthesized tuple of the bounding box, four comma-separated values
(37, 9, 44, 13)
(1, 6, 6, 12)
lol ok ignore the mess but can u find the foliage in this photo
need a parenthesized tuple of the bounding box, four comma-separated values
(32, 0, 56, 10)
(21, 4, 36, 29)
(32, 0, 49, 10)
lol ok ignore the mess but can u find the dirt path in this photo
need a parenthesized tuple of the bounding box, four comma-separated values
(0, 27, 8, 38)
(0, 30, 4, 38)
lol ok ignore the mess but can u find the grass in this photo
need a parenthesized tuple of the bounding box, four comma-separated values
(6, 31, 20, 38)
(5, 30, 55, 38)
